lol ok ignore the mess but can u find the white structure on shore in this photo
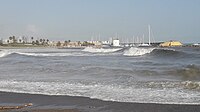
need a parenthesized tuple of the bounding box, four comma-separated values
(112, 39, 120, 47)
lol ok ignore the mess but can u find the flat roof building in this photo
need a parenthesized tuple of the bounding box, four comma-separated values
(160, 41, 182, 47)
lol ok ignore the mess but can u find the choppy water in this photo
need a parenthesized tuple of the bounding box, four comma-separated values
(0, 47, 200, 104)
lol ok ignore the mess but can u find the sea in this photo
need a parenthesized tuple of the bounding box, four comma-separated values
(0, 47, 200, 105)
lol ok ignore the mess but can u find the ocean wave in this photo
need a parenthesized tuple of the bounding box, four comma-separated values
(146, 81, 200, 90)
(123, 47, 155, 56)
(0, 50, 14, 58)
(0, 80, 200, 105)
(0, 47, 194, 58)
(0, 51, 87, 57)
(0, 51, 109, 57)
(15, 52, 88, 57)
(167, 64, 200, 80)
(82, 47, 122, 53)
(150, 48, 185, 57)
(0, 48, 123, 58)
(123, 47, 186, 57)
(15, 52, 120, 57)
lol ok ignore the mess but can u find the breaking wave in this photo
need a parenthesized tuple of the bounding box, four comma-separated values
(0, 50, 14, 58)
(0, 47, 123, 58)
(146, 81, 200, 90)
(150, 48, 185, 57)
(0, 50, 110, 57)
(0, 50, 88, 57)
(82, 47, 122, 53)
(123, 47, 155, 56)
(0, 80, 200, 105)
(0, 47, 192, 58)
(123, 47, 185, 57)
(15, 52, 91, 57)
(0, 51, 119, 58)
(167, 64, 200, 80)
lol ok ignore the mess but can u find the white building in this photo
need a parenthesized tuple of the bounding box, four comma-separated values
(112, 39, 120, 46)
(102, 41, 110, 45)
(3, 39, 11, 44)
(87, 41, 102, 46)
(17, 36, 23, 43)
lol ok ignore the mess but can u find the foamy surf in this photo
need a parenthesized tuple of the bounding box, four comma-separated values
(15, 52, 118, 57)
(15, 52, 89, 57)
(0, 50, 75, 57)
(82, 47, 122, 53)
(0, 48, 122, 58)
(123, 47, 155, 56)
(1, 47, 200, 105)
(0, 50, 14, 58)
(0, 80, 200, 105)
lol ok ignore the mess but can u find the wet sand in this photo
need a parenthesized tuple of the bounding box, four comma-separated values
(0, 91, 200, 112)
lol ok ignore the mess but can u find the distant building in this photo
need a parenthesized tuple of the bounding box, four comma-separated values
(112, 39, 120, 47)
(192, 43, 200, 47)
(48, 41, 57, 46)
(87, 41, 102, 46)
(102, 41, 110, 45)
(160, 41, 182, 47)
(17, 36, 24, 43)
(66, 41, 81, 47)
(3, 39, 10, 44)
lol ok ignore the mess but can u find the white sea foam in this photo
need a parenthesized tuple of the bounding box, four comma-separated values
(16, 52, 86, 57)
(15, 52, 115, 57)
(0, 50, 77, 57)
(0, 50, 13, 58)
(82, 47, 122, 53)
(123, 47, 155, 56)
(0, 48, 120, 58)
(0, 80, 200, 105)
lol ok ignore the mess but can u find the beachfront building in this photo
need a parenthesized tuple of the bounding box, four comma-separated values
(17, 36, 25, 44)
(2, 39, 9, 44)
(192, 43, 200, 47)
(53, 41, 82, 47)
(159, 40, 182, 47)
(102, 40, 110, 45)
(112, 39, 120, 47)
(86, 41, 102, 47)
(47, 41, 59, 47)
(66, 41, 81, 47)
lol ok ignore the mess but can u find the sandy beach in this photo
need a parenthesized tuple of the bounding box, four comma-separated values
(0, 91, 200, 112)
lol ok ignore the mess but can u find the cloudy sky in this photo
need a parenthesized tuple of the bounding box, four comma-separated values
(0, 0, 199, 43)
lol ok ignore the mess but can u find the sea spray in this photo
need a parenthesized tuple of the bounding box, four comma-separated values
(123, 47, 155, 56)
(0, 50, 13, 58)
(0, 80, 200, 104)
(82, 47, 122, 53)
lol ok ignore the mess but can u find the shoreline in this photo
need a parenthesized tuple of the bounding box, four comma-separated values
(0, 46, 55, 49)
(0, 46, 86, 49)
(1, 91, 200, 112)
(1, 45, 200, 49)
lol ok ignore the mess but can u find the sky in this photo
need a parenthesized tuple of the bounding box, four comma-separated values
(0, 0, 199, 43)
